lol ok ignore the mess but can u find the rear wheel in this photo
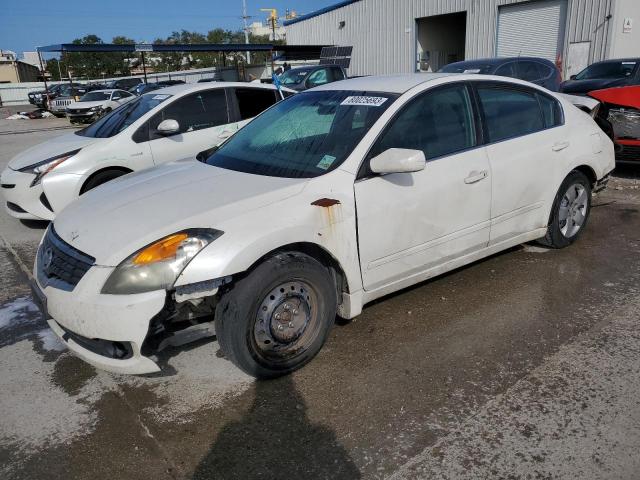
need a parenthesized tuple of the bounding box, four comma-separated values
(215, 252, 337, 378)
(539, 171, 592, 248)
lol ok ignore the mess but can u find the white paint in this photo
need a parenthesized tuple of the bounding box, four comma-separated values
(42, 74, 615, 376)
(0, 296, 39, 330)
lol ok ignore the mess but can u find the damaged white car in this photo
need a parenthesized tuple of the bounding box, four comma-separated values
(32, 74, 615, 378)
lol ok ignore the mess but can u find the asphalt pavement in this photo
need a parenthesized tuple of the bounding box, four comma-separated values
(1, 109, 640, 480)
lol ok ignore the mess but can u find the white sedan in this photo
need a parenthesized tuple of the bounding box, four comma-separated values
(32, 74, 614, 377)
(1, 82, 292, 221)
(66, 89, 136, 124)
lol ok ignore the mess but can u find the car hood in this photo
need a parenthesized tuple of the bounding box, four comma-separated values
(53, 160, 308, 266)
(7, 133, 100, 170)
(560, 78, 629, 94)
(68, 100, 105, 110)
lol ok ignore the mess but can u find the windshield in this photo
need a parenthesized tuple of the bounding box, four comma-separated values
(575, 61, 638, 80)
(80, 91, 111, 102)
(206, 90, 397, 178)
(439, 62, 494, 74)
(280, 68, 312, 85)
(75, 93, 172, 138)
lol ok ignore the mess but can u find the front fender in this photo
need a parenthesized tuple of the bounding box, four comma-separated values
(174, 204, 363, 298)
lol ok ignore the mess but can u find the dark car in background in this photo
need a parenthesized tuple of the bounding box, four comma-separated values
(439, 57, 562, 91)
(559, 58, 640, 95)
(276, 65, 347, 91)
(129, 80, 185, 96)
(105, 77, 143, 91)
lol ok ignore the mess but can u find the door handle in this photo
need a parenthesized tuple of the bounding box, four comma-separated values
(464, 170, 488, 184)
(552, 141, 570, 152)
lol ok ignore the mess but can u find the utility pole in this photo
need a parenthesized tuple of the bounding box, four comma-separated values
(242, 0, 250, 64)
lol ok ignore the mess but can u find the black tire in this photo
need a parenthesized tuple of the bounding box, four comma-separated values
(215, 252, 337, 379)
(539, 170, 592, 248)
(80, 169, 130, 194)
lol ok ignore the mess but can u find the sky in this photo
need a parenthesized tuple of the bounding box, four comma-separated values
(0, 0, 338, 56)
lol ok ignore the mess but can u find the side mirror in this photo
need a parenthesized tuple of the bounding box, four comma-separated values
(369, 148, 426, 175)
(156, 119, 180, 136)
(570, 74, 577, 80)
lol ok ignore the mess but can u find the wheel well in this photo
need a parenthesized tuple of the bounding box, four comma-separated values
(249, 242, 350, 298)
(80, 167, 133, 195)
(573, 165, 597, 187)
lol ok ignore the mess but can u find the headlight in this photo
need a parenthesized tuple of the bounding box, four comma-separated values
(89, 106, 102, 112)
(18, 149, 80, 187)
(101, 229, 223, 295)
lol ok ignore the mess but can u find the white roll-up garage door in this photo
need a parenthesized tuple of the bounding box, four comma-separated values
(497, 0, 567, 62)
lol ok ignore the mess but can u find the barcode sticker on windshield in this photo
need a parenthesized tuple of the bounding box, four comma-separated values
(317, 154, 336, 170)
(341, 96, 388, 107)
(152, 94, 171, 100)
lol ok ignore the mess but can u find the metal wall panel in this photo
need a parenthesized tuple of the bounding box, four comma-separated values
(286, 0, 616, 76)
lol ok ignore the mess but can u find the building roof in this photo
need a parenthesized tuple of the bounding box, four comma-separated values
(283, 0, 362, 26)
(311, 73, 455, 94)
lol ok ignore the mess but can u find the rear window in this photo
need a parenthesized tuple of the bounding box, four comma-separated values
(575, 61, 638, 80)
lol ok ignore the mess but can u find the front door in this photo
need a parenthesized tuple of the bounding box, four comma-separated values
(148, 88, 236, 165)
(355, 83, 492, 291)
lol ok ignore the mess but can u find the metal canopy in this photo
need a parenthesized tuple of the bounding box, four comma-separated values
(36, 43, 327, 57)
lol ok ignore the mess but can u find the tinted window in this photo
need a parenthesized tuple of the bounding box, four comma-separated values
(76, 94, 172, 139)
(537, 93, 563, 128)
(206, 90, 396, 178)
(370, 84, 476, 161)
(477, 86, 545, 142)
(494, 62, 517, 78)
(331, 67, 345, 81)
(81, 91, 110, 101)
(234, 88, 278, 120)
(575, 61, 638, 80)
(517, 62, 544, 82)
(149, 89, 228, 135)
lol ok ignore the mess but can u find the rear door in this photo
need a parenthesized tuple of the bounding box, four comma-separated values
(355, 83, 492, 290)
(147, 88, 232, 165)
(474, 81, 567, 244)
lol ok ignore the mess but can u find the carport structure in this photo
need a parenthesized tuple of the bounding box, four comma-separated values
(34, 42, 328, 92)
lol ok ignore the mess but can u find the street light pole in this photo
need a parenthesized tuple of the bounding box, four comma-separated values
(242, 0, 250, 64)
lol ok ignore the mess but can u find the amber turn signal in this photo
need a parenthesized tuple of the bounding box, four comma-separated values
(132, 233, 189, 265)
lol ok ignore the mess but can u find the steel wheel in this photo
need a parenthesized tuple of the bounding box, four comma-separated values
(559, 183, 588, 238)
(252, 280, 321, 363)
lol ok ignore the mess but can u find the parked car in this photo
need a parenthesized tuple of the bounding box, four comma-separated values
(129, 80, 186, 96)
(559, 58, 640, 95)
(439, 57, 562, 91)
(105, 77, 143, 91)
(29, 74, 614, 377)
(28, 84, 64, 109)
(1, 83, 294, 221)
(66, 89, 136, 124)
(277, 65, 347, 91)
(48, 84, 103, 117)
(587, 85, 640, 164)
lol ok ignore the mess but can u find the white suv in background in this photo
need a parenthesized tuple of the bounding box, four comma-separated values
(66, 89, 136, 124)
(1, 83, 294, 220)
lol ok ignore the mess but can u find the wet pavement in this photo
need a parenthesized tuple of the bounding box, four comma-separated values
(1, 117, 640, 479)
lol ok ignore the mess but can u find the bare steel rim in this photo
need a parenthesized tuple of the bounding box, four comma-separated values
(559, 182, 589, 238)
(252, 280, 321, 362)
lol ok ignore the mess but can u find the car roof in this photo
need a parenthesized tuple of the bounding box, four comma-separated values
(148, 81, 286, 95)
(447, 57, 554, 67)
(85, 89, 118, 94)
(312, 73, 454, 94)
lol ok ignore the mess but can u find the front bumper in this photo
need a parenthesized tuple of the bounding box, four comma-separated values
(67, 110, 99, 122)
(33, 260, 167, 375)
(0, 167, 53, 220)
